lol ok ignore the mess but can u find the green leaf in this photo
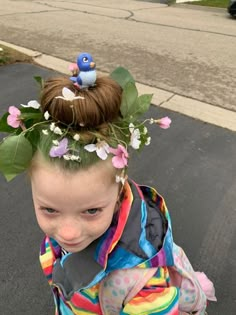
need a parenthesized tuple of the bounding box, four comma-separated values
(20, 107, 41, 114)
(20, 108, 43, 125)
(120, 82, 138, 118)
(25, 128, 40, 153)
(134, 94, 153, 117)
(0, 112, 17, 133)
(20, 112, 43, 121)
(110, 67, 135, 89)
(34, 76, 44, 88)
(0, 135, 33, 181)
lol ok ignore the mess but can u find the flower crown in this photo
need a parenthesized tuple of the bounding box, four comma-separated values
(0, 59, 171, 182)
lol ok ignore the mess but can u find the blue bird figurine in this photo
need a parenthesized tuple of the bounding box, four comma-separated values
(70, 52, 96, 89)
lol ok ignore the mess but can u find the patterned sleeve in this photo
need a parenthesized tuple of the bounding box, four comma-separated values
(121, 286, 179, 314)
(168, 243, 207, 314)
(100, 267, 180, 314)
(99, 245, 215, 314)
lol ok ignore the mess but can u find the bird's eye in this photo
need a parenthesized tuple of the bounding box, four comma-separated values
(83, 57, 88, 62)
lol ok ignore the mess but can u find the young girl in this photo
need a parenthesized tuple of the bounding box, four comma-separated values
(0, 53, 216, 315)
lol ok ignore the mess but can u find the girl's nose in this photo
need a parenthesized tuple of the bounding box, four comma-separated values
(58, 220, 81, 243)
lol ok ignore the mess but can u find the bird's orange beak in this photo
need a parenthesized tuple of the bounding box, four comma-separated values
(90, 62, 95, 69)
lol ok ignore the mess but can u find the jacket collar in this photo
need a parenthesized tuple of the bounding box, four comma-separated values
(96, 180, 174, 271)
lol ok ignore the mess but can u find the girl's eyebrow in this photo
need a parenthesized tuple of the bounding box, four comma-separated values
(36, 195, 111, 212)
(39, 205, 59, 211)
(36, 198, 59, 210)
(39, 205, 54, 208)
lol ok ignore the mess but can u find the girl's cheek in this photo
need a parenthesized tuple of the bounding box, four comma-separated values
(92, 217, 113, 235)
(35, 211, 55, 233)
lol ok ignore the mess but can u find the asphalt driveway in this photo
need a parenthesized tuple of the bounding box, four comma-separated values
(0, 63, 235, 314)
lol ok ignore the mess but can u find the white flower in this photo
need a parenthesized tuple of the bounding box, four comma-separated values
(145, 137, 151, 146)
(70, 155, 80, 161)
(44, 111, 50, 120)
(149, 118, 154, 124)
(0, 47, 3, 52)
(73, 134, 80, 141)
(53, 126, 63, 135)
(129, 123, 141, 150)
(21, 100, 41, 109)
(130, 129, 141, 149)
(63, 154, 71, 160)
(115, 175, 125, 185)
(62, 154, 80, 161)
(143, 127, 148, 134)
(52, 140, 59, 146)
(55, 87, 85, 101)
(84, 140, 110, 160)
(42, 129, 49, 135)
(50, 122, 56, 131)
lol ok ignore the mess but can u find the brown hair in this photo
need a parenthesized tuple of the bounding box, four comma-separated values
(30, 74, 125, 171)
(40, 76, 122, 129)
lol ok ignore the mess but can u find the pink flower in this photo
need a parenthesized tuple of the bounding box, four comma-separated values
(158, 116, 172, 129)
(109, 145, 129, 169)
(7, 106, 21, 128)
(195, 272, 217, 302)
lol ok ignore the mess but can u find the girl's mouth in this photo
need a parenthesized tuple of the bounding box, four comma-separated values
(62, 241, 82, 247)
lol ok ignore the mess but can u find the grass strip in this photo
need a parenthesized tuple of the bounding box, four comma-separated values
(0, 45, 33, 66)
(185, 0, 229, 8)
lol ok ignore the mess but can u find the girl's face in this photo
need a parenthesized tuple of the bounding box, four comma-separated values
(31, 159, 120, 253)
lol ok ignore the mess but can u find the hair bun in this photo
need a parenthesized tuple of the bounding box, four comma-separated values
(40, 76, 122, 128)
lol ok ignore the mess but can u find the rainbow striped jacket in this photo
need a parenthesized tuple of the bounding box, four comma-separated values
(39, 180, 207, 315)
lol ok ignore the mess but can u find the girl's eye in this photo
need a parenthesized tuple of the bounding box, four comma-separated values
(85, 208, 99, 215)
(44, 208, 57, 214)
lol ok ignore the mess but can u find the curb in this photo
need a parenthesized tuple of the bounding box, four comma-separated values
(1, 40, 236, 132)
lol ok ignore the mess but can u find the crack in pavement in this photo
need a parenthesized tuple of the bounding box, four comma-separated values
(2, 0, 235, 38)
(35, 0, 134, 19)
(129, 16, 236, 38)
(0, 0, 134, 19)
(159, 93, 175, 107)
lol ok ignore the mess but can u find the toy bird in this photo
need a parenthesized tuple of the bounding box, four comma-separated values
(70, 52, 96, 89)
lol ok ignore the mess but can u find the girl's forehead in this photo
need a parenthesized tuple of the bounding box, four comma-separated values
(31, 157, 117, 192)
(31, 159, 119, 211)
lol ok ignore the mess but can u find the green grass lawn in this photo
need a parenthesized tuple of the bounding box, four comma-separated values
(186, 0, 229, 8)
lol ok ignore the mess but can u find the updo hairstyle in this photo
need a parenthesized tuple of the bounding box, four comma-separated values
(32, 75, 124, 170)
(40, 76, 122, 129)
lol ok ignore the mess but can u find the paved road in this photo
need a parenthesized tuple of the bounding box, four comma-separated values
(0, 63, 236, 314)
(0, 0, 236, 112)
